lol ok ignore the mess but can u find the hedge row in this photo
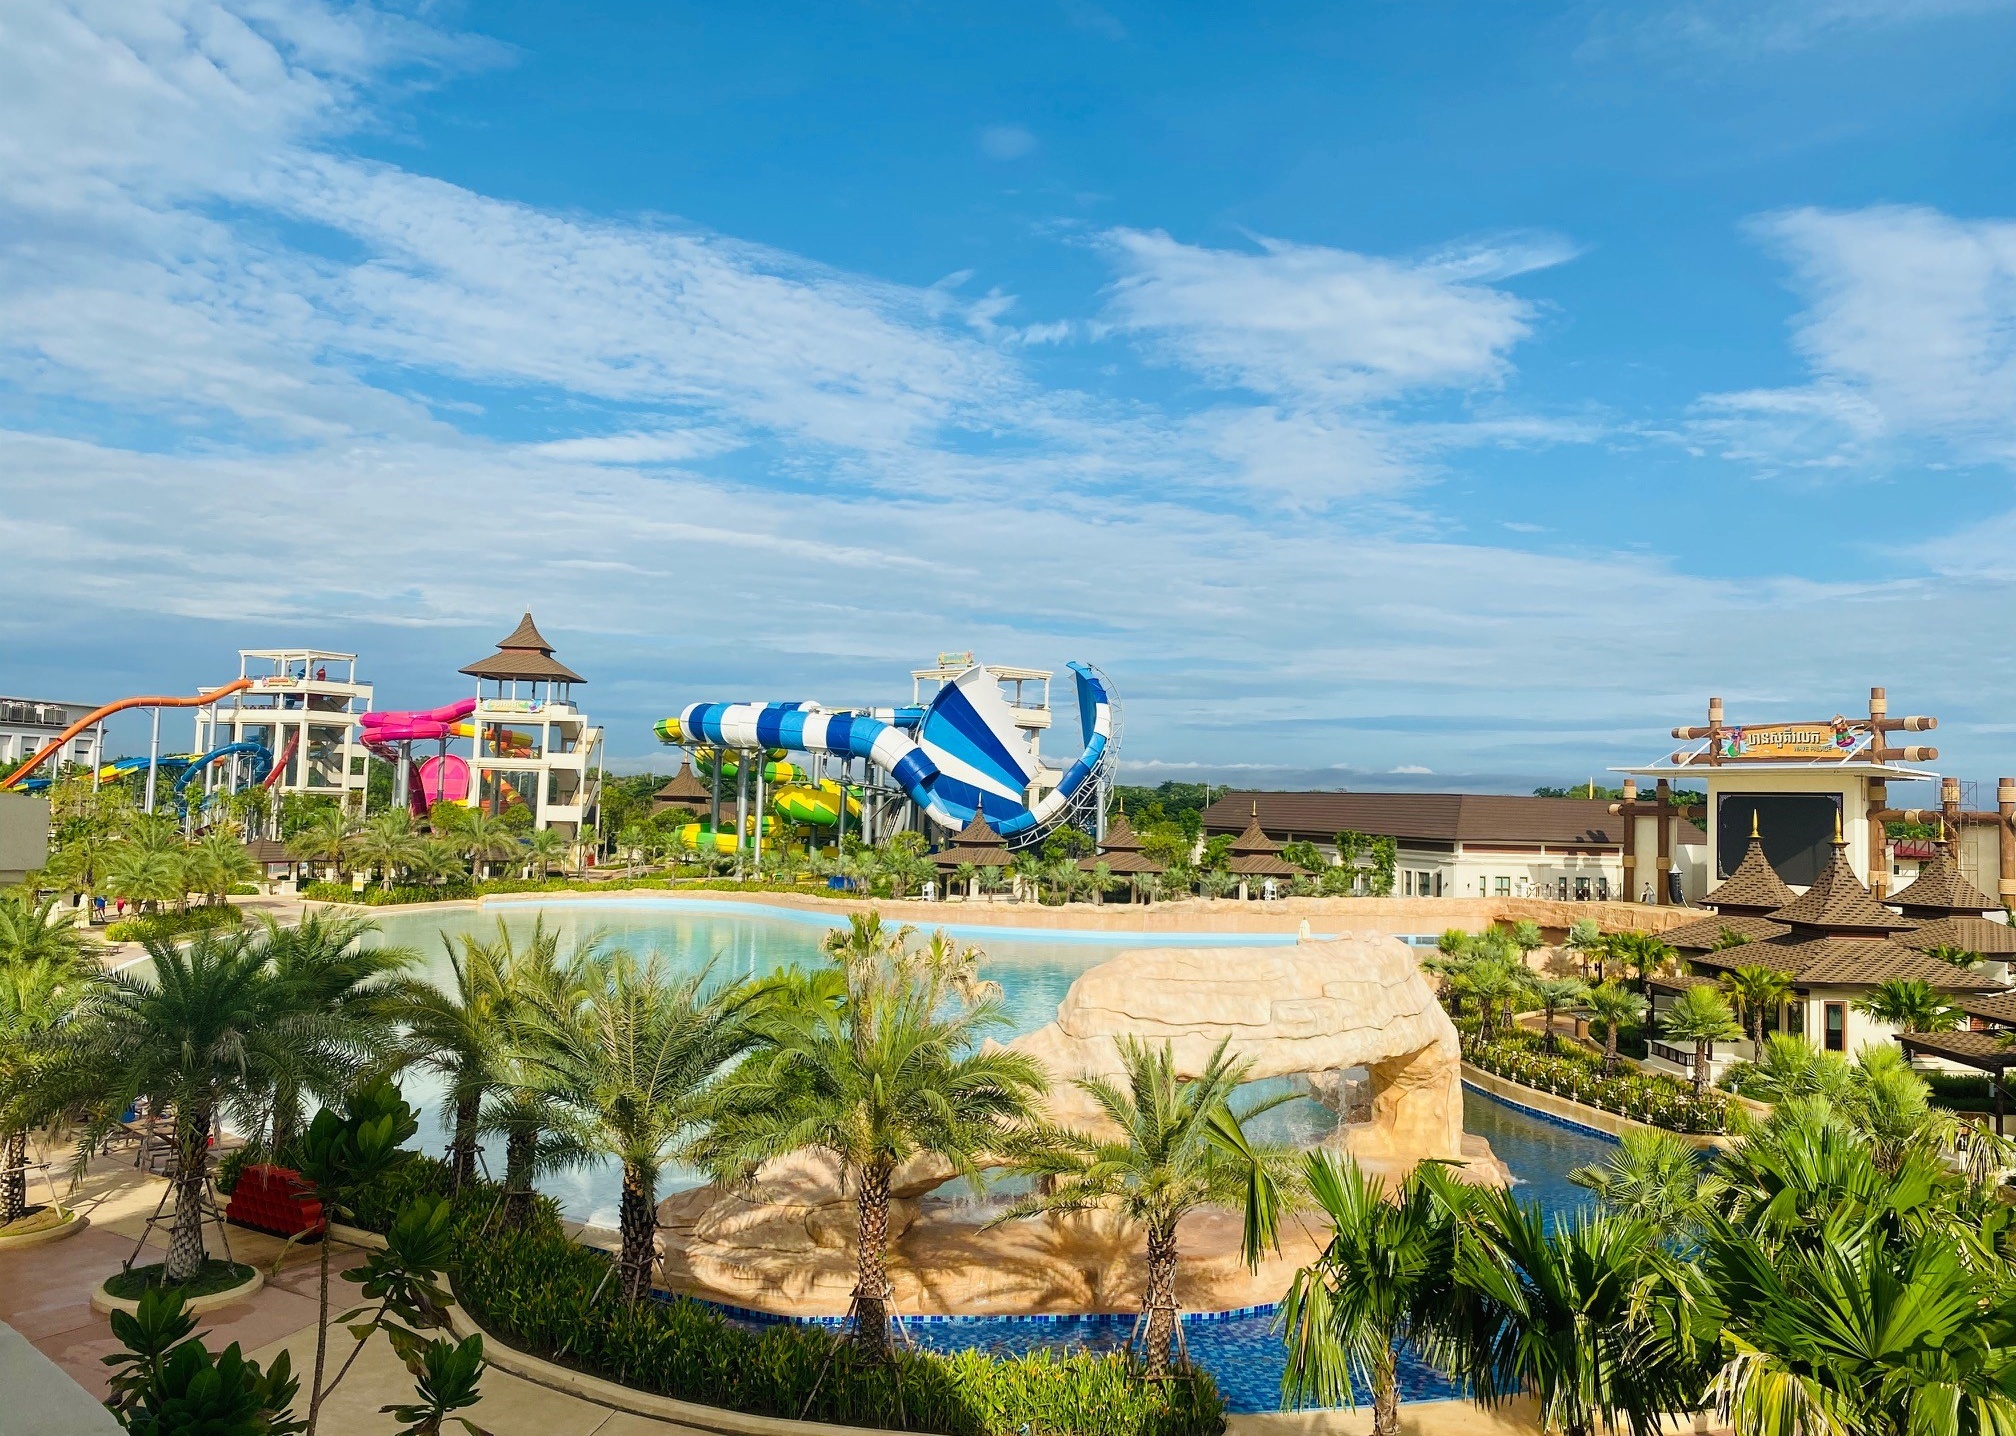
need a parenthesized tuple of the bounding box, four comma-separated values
(104, 905, 246, 943)
(450, 1221, 1225, 1436)
(1465, 1029, 1729, 1135)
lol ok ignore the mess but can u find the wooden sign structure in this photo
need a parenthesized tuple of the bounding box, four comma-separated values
(1609, 777, 1701, 908)
(1640, 689, 2016, 904)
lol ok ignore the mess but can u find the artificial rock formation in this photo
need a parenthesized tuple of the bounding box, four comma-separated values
(1006, 936, 1467, 1177)
(653, 934, 1482, 1317)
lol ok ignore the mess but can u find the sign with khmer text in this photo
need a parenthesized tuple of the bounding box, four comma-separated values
(1714, 721, 1865, 761)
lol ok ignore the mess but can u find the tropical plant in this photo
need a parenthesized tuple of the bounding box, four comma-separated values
(1723, 1034, 1852, 1105)
(1925, 941, 1982, 970)
(1601, 931, 1675, 987)
(1852, 977, 1962, 1034)
(350, 812, 427, 893)
(1659, 985, 1744, 1096)
(1280, 1151, 1463, 1434)
(0, 891, 98, 967)
(0, 933, 99, 1224)
(388, 925, 520, 1188)
(106, 845, 186, 916)
(43, 830, 120, 915)
(523, 946, 761, 1304)
(698, 912, 1049, 1354)
(1508, 920, 1544, 962)
(1565, 918, 1602, 978)
(85, 930, 290, 1281)
(1530, 976, 1589, 1041)
(102, 1287, 305, 1435)
(1434, 1190, 1699, 1436)
(459, 812, 524, 882)
(255, 913, 415, 1153)
(286, 806, 355, 884)
(1584, 981, 1647, 1076)
(521, 828, 569, 880)
(1461, 957, 1531, 1043)
(996, 1037, 1288, 1378)
(185, 831, 259, 906)
(1567, 1127, 1708, 1233)
(1718, 965, 1792, 1050)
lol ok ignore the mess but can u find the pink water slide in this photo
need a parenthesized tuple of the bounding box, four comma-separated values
(361, 699, 477, 813)
(360, 697, 477, 742)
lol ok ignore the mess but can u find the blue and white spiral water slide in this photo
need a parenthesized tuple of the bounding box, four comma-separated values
(667, 662, 1115, 843)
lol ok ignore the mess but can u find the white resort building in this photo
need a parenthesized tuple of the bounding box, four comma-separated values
(0, 697, 103, 774)
(458, 614, 602, 841)
(1199, 790, 1708, 904)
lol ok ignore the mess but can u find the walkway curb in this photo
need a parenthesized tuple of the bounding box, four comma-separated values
(91, 1264, 264, 1317)
(0, 1211, 87, 1252)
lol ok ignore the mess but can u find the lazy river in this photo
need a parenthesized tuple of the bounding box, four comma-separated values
(361, 898, 1617, 1413)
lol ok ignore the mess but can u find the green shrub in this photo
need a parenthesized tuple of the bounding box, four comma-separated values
(452, 1223, 1225, 1436)
(1464, 1029, 1728, 1134)
(104, 906, 244, 943)
(1926, 1072, 1994, 1112)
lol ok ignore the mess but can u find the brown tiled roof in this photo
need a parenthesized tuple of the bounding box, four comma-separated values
(1886, 848, 1999, 917)
(1225, 802, 1298, 876)
(1767, 844, 1915, 936)
(1693, 936, 2004, 990)
(1080, 849, 1165, 875)
(1095, 811, 1146, 854)
(1704, 831, 1797, 914)
(1900, 914, 2016, 957)
(653, 761, 713, 808)
(933, 808, 1009, 868)
(460, 612, 586, 684)
(1198, 790, 1705, 849)
(1957, 992, 2016, 1027)
(1662, 913, 1790, 953)
(1894, 1029, 2016, 1069)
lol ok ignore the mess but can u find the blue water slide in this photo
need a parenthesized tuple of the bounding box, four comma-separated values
(171, 742, 274, 802)
(675, 662, 1114, 838)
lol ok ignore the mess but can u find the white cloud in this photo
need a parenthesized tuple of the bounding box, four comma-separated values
(1590, 0, 2016, 56)
(1391, 765, 1434, 774)
(979, 124, 1038, 160)
(1099, 228, 1574, 404)
(1696, 205, 2016, 472)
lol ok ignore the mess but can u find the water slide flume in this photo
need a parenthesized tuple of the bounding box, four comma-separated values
(661, 661, 1113, 841)
(359, 699, 477, 814)
(0, 678, 255, 791)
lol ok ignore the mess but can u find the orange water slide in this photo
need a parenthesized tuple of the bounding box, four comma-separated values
(0, 678, 254, 791)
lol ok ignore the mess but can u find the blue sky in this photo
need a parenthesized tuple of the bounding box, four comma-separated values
(6, 0, 2016, 794)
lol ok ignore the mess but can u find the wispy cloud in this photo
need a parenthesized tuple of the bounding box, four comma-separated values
(1693, 205, 2016, 473)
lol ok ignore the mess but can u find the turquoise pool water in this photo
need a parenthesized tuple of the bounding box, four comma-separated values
(362, 900, 1616, 1412)
(363, 899, 1335, 1221)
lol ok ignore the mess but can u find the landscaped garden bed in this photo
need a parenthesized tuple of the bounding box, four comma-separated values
(1463, 1027, 1729, 1134)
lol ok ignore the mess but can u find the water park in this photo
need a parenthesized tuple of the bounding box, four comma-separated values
(5, 660, 2016, 1436)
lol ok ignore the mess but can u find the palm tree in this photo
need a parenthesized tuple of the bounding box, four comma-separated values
(349, 812, 425, 892)
(44, 830, 118, 918)
(0, 893, 98, 968)
(459, 811, 521, 881)
(1583, 981, 1646, 1076)
(522, 948, 758, 1302)
(1738, 1034, 1851, 1104)
(105, 845, 185, 917)
(1566, 1127, 1707, 1233)
(86, 931, 287, 1281)
(1698, 1122, 2016, 1435)
(255, 914, 415, 1154)
(1280, 1152, 1463, 1434)
(470, 920, 587, 1230)
(1659, 985, 1743, 1096)
(1508, 920, 1544, 963)
(1530, 976, 1589, 1043)
(0, 942, 100, 1224)
(1435, 1193, 1697, 1436)
(1853, 977, 1961, 1033)
(185, 831, 258, 907)
(1718, 964, 1792, 1050)
(698, 912, 1049, 1354)
(522, 828, 569, 880)
(286, 807, 354, 884)
(996, 1038, 1288, 1378)
(1602, 931, 1675, 989)
(1462, 958, 1530, 1043)
(1564, 919, 1601, 980)
(388, 925, 520, 1187)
